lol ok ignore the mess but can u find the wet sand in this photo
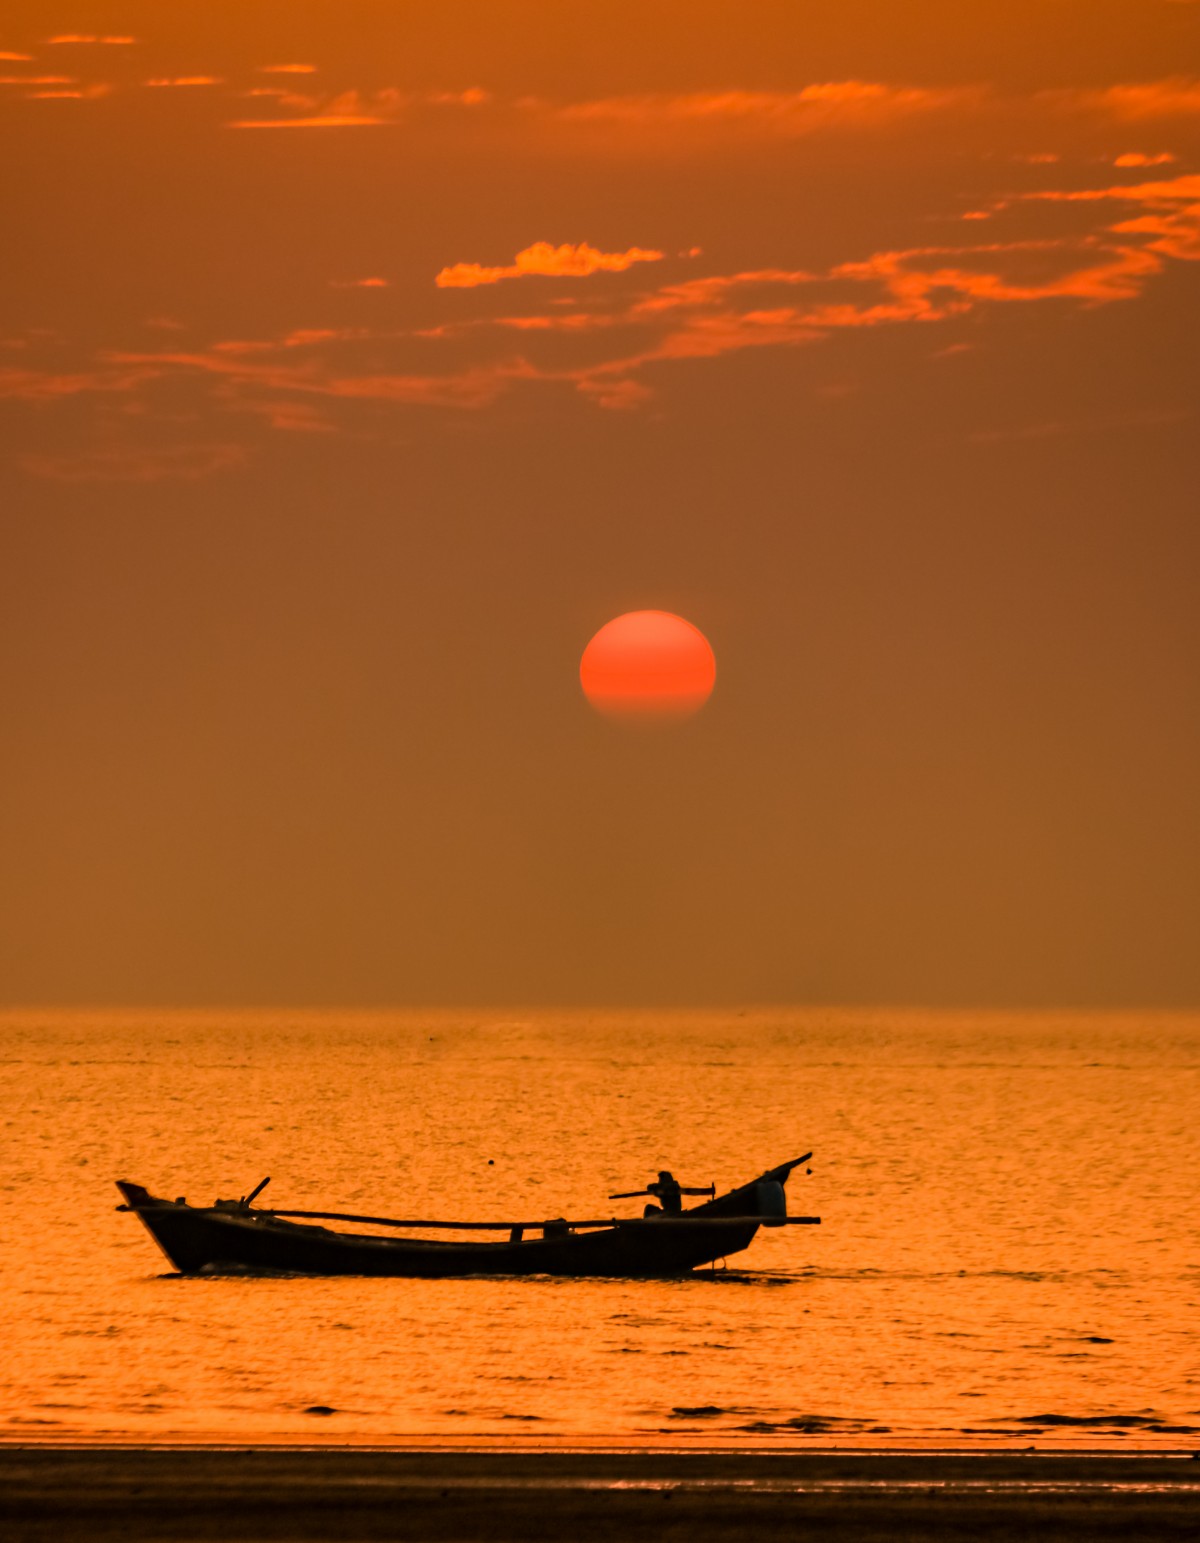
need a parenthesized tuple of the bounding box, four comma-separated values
(2, 1449, 1198, 1541)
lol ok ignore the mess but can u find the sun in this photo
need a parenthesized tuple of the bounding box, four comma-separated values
(580, 610, 716, 721)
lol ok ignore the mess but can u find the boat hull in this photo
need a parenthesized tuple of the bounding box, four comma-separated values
(116, 1181, 778, 1278)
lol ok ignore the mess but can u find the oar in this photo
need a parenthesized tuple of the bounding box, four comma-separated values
(609, 1184, 716, 1200)
(261, 1208, 820, 1232)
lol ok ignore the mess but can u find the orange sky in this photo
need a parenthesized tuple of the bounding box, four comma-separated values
(2, 1, 1198, 1005)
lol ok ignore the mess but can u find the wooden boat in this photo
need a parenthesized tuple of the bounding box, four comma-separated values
(116, 1156, 819, 1278)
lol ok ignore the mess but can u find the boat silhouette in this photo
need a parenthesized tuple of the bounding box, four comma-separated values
(116, 1155, 818, 1277)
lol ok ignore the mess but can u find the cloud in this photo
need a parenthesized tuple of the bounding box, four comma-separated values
(44, 35, 137, 46)
(845, 242, 1163, 308)
(552, 82, 974, 135)
(24, 84, 112, 101)
(415, 174, 1200, 403)
(228, 84, 490, 128)
(677, 174, 1200, 346)
(1114, 151, 1177, 167)
(234, 400, 336, 433)
(436, 241, 665, 289)
(1078, 77, 1200, 119)
(575, 377, 656, 410)
(7, 149, 1197, 455)
(215, 76, 975, 145)
(970, 407, 1192, 443)
(427, 87, 490, 107)
(104, 343, 528, 412)
(492, 311, 608, 331)
(257, 64, 318, 75)
(11, 169, 1194, 435)
(239, 87, 318, 108)
(10, 206, 1186, 435)
(626, 268, 815, 316)
(1016, 171, 1200, 262)
(0, 51, 33, 61)
(145, 77, 222, 89)
(21, 442, 246, 482)
(228, 88, 403, 128)
(230, 113, 387, 130)
(0, 361, 157, 401)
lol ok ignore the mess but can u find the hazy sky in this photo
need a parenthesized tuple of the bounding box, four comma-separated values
(2, 2, 1197, 1006)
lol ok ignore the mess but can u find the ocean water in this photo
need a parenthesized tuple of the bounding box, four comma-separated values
(1, 1007, 1197, 1447)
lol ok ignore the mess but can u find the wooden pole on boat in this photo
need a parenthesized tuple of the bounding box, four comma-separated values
(608, 1183, 717, 1200)
(261, 1208, 820, 1232)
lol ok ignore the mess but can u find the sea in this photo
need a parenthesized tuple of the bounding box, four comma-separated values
(2, 1007, 1197, 1448)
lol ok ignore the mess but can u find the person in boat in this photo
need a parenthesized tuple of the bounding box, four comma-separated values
(644, 1170, 683, 1216)
(608, 1171, 716, 1216)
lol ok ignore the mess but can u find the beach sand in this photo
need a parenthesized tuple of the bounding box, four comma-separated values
(2, 1449, 1198, 1541)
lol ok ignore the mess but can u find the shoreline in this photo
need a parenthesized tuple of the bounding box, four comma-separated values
(4, 1432, 1199, 1452)
(3, 1448, 1199, 1541)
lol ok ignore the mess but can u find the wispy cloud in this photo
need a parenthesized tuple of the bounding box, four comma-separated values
(228, 87, 404, 128)
(575, 377, 656, 410)
(1114, 151, 1177, 167)
(227, 84, 489, 128)
(970, 406, 1192, 443)
(238, 86, 318, 107)
(222, 77, 958, 138)
(26, 86, 113, 100)
(107, 343, 530, 411)
(552, 81, 973, 135)
(22, 442, 245, 482)
(44, 35, 137, 46)
(10, 66, 1200, 156)
(428, 87, 490, 106)
(144, 77, 222, 89)
(436, 241, 665, 289)
(418, 172, 1200, 400)
(0, 361, 157, 401)
(6, 148, 1197, 452)
(1015, 171, 1200, 262)
(233, 399, 337, 433)
(1073, 77, 1200, 119)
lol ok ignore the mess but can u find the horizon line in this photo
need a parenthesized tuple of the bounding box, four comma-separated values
(2, 1000, 1198, 1015)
